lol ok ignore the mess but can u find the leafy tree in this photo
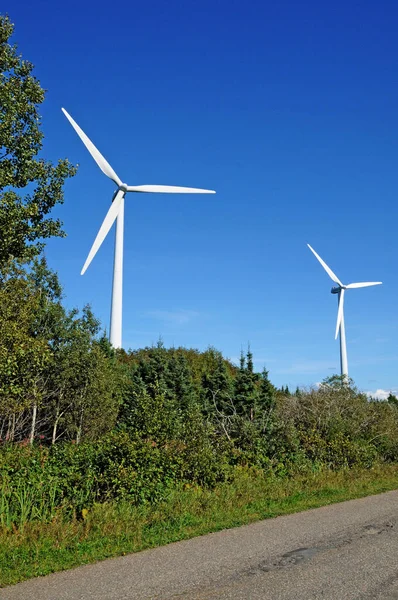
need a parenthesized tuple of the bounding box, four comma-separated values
(320, 374, 357, 393)
(0, 15, 76, 270)
(57, 306, 109, 443)
(0, 264, 52, 441)
(24, 258, 66, 442)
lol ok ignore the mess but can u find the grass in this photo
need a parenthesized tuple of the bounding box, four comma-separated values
(1, 463, 398, 587)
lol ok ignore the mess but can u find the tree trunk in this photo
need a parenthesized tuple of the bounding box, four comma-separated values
(52, 407, 60, 445)
(76, 409, 84, 445)
(5, 414, 12, 442)
(10, 412, 15, 441)
(29, 402, 37, 445)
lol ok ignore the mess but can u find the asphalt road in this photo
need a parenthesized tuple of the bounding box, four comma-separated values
(2, 490, 398, 600)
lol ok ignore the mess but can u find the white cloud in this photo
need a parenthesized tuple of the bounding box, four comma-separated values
(366, 389, 397, 400)
(145, 309, 200, 325)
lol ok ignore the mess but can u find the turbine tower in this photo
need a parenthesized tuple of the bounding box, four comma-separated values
(307, 244, 382, 379)
(62, 108, 215, 349)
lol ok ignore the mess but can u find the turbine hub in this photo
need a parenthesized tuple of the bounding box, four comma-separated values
(118, 183, 128, 193)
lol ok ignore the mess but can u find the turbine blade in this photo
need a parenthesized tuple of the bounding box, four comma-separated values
(345, 282, 382, 289)
(126, 184, 216, 194)
(62, 108, 122, 186)
(335, 289, 345, 340)
(307, 244, 343, 286)
(81, 190, 124, 275)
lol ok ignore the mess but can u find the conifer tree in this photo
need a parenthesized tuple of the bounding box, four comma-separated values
(233, 348, 258, 419)
(200, 347, 233, 415)
(257, 367, 276, 413)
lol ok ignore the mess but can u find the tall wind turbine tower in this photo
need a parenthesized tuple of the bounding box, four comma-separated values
(307, 244, 382, 378)
(62, 108, 215, 348)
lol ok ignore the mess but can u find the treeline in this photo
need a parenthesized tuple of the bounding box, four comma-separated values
(2, 330, 398, 526)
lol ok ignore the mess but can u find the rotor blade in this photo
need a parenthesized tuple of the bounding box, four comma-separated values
(345, 282, 382, 289)
(307, 244, 343, 287)
(81, 190, 124, 275)
(126, 184, 215, 194)
(335, 289, 345, 340)
(62, 108, 122, 186)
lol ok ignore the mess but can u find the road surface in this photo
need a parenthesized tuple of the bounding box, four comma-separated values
(1, 490, 398, 599)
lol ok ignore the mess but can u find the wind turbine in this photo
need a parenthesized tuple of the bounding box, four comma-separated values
(307, 244, 382, 379)
(62, 108, 215, 349)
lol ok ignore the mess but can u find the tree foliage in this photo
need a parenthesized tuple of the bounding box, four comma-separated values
(0, 261, 125, 444)
(0, 15, 76, 269)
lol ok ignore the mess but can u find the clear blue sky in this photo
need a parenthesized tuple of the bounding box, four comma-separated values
(9, 0, 398, 395)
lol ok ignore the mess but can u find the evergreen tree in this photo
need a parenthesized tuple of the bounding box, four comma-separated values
(200, 347, 233, 415)
(387, 392, 398, 407)
(233, 348, 258, 419)
(167, 351, 196, 410)
(257, 367, 276, 413)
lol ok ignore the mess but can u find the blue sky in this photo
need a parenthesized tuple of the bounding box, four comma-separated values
(8, 0, 398, 394)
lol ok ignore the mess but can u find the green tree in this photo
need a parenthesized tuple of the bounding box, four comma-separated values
(320, 374, 356, 392)
(200, 347, 233, 415)
(58, 306, 119, 444)
(0, 264, 51, 441)
(45, 304, 124, 445)
(0, 15, 76, 270)
(166, 351, 196, 411)
(257, 367, 276, 413)
(387, 392, 398, 407)
(233, 348, 258, 419)
(25, 258, 66, 442)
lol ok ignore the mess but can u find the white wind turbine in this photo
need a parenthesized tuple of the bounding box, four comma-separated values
(62, 108, 215, 349)
(307, 244, 382, 378)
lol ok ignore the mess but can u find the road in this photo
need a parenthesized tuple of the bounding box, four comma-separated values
(1, 490, 398, 599)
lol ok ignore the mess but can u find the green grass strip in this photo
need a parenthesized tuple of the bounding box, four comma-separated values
(1, 464, 398, 587)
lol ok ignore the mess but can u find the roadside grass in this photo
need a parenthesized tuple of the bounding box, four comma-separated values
(1, 463, 398, 587)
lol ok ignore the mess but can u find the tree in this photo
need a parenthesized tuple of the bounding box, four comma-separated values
(61, 306, 105, 443)
(0, 15, 76, 270)
(320, 374, 356, 392)
(25, 257, 65, 443)
(200, 347, 233, 416)
(257, 367, 276, 413)
(166, 351, 197, 411)
(387, 393, 398, 407)
(233, 348, 258, 419)
(0, 264, 51, 441)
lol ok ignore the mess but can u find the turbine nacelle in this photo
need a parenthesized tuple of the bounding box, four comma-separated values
(331, 286, 341, 294)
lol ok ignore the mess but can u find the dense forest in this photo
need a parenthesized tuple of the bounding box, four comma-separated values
(1, 14, 398, 531)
